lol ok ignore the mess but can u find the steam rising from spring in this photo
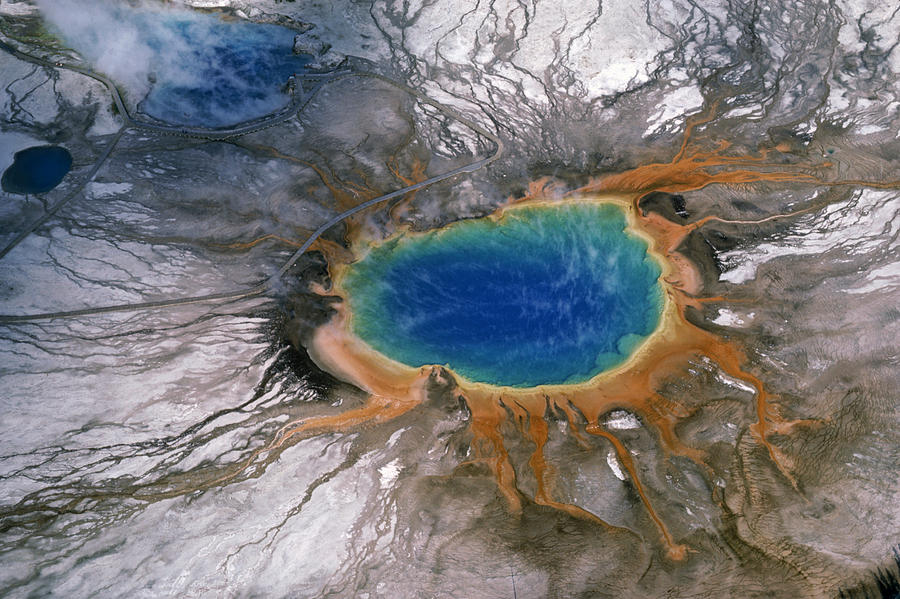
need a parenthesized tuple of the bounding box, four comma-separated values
(36, 0, 306, 126)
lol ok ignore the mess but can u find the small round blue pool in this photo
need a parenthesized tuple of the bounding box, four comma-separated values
(341, 202, 665, 388)
(138, 15, 311, 127)
(1, 145, 73, 195)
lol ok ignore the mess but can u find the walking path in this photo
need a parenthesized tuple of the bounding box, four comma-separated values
(0, 36, 503, 323)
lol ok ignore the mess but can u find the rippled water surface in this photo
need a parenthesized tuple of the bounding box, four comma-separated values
(343, 203, 663, 386)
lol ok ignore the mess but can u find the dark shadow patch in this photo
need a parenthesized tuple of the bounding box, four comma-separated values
(838, 545, 900, 599)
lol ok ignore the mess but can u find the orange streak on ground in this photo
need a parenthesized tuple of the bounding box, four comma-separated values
(285, 102, 900, 557)
(212, 233, 307, 250)
(387, 156, 429, 222)
(587, 425, 688, 560)
(517, 397, 629, 530)
(305, 237, 355, 264)
(267, 302, 434, 450)
(579, 152, 821, 197)
(460, 390, 522, 512)
(688, 296, 757, 304)
(275, 392, 422, 448)
(673, 103, 721, 163)
(307, 303, 432, 401)
(558, 402, 593, 449)
(236, 141, 382, 236)
(299, 158, 380, 213)
(388, 155, 428, 188)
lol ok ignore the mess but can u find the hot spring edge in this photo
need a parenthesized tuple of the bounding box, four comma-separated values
(335, 200, 667, 389)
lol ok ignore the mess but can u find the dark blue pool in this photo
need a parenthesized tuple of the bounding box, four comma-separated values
(137, 15, 311, 127)
(1, 145, 73, 195)
(342, 202, 665, 388)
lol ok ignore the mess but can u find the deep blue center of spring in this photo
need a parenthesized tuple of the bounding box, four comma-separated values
(342, 203, 665, 387)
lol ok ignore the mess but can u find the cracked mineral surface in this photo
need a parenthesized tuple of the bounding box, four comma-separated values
(1, 0, 899, 597)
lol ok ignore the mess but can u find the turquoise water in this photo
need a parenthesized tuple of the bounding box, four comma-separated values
(1, 146, 72, 194)
(342, 203, 664, 387)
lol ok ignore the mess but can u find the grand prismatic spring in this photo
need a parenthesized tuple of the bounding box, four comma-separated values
(338, 202, 664, 388)
(1, 0, 899, 597)
(300, 137, 840, 561)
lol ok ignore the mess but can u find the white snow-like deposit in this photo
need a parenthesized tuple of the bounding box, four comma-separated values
(85, 181, 133, 199)
(712, 309, 755, 327)
(719, 189, 899, 284)
(606, 451, 626, 481)
(836, 0, 900, 74)
(0, 130, 42, 173)
(604, 410, 641, 430)
(0, 0, 38, 15)
(848, 261, 900, 294)
(643, 85, 705, 137)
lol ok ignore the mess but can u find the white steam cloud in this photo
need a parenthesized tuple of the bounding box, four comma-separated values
(37, 0, 188, 100)
(35, 0, 305, 126)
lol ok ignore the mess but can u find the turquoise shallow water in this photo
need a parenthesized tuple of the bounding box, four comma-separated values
(343, 203, 664, 388)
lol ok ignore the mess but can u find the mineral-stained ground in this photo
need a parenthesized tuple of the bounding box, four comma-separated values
(0, 0, 898, 597)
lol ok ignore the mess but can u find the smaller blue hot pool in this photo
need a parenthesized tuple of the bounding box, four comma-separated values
(1, 146, 73, 195)
(138, 16, 312, 127)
